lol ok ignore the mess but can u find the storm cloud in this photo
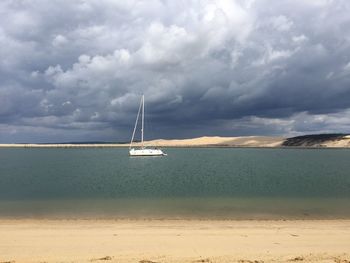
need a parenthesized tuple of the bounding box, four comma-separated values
(1, 0, 350, 142)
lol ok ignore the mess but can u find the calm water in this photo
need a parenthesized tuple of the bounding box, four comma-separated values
(0, 147, 350, 219)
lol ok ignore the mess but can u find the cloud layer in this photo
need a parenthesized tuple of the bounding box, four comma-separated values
(1, 0, 350, 142)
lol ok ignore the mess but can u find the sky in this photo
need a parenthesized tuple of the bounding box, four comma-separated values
(1, 0, 350, 143)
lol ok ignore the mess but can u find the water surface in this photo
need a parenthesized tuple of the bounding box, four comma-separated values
(0, 148, 349, 219)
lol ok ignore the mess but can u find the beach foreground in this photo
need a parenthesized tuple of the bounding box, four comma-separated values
(0, 220, 349, 263)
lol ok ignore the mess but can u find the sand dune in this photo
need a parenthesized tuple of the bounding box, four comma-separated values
(146, 136, 284, 147)
(1, 134, 349, 148)
(0, 136, 284, 148)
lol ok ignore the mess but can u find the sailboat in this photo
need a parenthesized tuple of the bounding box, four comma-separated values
(129, 95, 167, 156)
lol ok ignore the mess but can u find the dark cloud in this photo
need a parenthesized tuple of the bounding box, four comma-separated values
(1, 0, 350, 143)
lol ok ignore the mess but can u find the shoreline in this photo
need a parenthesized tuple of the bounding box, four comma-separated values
(1, 219, 349, 262)
(1, 217, 350, 221)
(1, 197, 350, 220)
(1, 144, 350, 149)
(1, 134, 349, 148)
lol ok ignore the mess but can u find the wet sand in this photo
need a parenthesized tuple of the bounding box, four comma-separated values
(0, 219, 349, 262)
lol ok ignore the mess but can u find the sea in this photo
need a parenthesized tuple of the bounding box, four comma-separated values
(0, 147, 350, 219)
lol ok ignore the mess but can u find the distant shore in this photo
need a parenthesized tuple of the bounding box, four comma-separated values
(0, 219, 349, 263)
(1, 134, 350, 148)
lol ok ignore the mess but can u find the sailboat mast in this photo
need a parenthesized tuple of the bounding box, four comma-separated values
(130, 96, 143, 149)
(141, 94, 144, 148)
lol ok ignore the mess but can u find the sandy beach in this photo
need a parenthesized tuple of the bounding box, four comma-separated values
(0, 219, 349, 263)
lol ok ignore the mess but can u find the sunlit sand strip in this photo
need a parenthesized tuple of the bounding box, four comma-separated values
(0, 136, 285, 148)
(1, 135, 350, 148)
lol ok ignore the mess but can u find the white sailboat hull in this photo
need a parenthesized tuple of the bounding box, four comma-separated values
(129, 148, 166, 156)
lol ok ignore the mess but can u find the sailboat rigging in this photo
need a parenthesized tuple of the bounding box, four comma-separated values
(129, 95, 167, 156)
